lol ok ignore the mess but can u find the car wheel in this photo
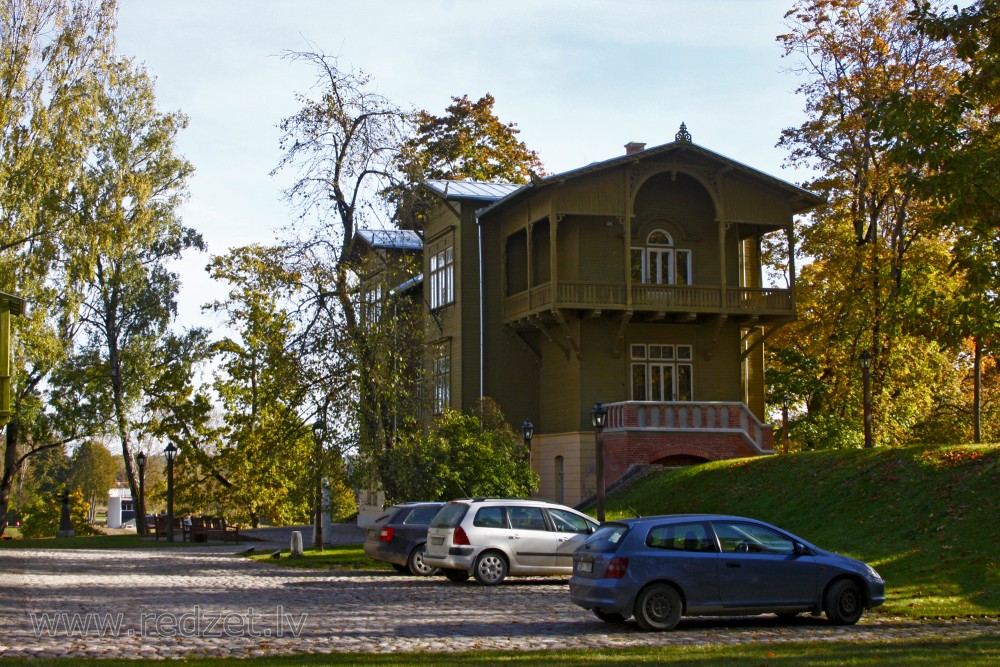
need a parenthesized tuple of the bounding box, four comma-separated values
(390, 563, 409, 574)
(633, 583, 683, 631)
(593, 608, 627, 623)
(407, 545, 439, 576)
(825, 579, 864, 625)
(442, 568, 471, 583)
(473, 550, 509, 586)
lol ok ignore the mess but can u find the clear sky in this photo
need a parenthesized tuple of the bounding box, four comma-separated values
(115, 0, 810, 330)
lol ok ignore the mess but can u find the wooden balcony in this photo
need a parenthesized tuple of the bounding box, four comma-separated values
(504, 280, 793, 324)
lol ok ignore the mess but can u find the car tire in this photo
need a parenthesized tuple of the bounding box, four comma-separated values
(473, 550, 509, 586)
(442, 568, 471, 583)
(390, 563, 409, 574)
(593, 608, 627, 623)
(633, 583, 683, 631)
(407, 545, 439, 576)
(825, 579, 864, 625)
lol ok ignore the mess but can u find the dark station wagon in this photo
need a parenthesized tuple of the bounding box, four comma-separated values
(570, 514, 885, 631)
(363, 502, 445, 576)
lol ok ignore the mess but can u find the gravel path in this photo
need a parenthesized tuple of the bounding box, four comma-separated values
(0, 530, 996, 660)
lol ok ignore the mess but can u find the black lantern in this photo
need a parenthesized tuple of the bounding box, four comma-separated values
(135, 452, 147, 535)
(164, 443, 178, 541)
(781, 394, 791, 455)
(591, 402, 608, 522)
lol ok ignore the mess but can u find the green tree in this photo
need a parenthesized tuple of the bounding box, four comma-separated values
(876, 0, 1000, 441)
(49, 57, 200, 534)
(772, 0, 966, 447)
(206, 245, 314, 527)
(382, 399, 537, 503)
(68, 440, 117, 523)
(0, 0, 120, 537)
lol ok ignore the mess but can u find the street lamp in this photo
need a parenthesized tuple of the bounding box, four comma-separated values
(312, 420, 326, 551)
(781, 394, 791, 455)
(860, 350, 873, 448)
(591, 401, 608, 522)
(520, 419, 534, 461)
(136, 452, 147, 536)
(164, 443, 178, 542)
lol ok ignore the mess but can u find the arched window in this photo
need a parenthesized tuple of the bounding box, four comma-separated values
(631, 228, 691, 285)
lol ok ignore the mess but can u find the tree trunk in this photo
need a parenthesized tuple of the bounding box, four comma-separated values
(0, 419, 20, 538)
(974, 335, 982, 444)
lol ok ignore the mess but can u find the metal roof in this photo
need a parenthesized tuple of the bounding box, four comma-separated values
(423, 179, 523, 201)
(355, 229, 423, 251)
(391, 273, 423, 294)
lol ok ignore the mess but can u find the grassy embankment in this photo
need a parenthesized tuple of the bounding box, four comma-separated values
(605, 443, 1000, 618)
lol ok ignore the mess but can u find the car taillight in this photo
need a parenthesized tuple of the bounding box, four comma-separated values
(452, 526, 470, 546)
(605, 557, 629, 579)
(379, 527, 394, 542)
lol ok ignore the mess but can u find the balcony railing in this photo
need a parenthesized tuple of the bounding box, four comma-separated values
(603, 401, 771, 454)
(504, 280, 792, 321)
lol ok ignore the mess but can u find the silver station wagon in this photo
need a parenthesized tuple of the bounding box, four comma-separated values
(570, 514, 885, 630)
(424, 498, 600, 585)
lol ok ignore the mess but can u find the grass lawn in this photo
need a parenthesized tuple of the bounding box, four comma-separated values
(248, 544, 392, 571)
(607, 443, 1000, 618)
(1, 635, 998, 666)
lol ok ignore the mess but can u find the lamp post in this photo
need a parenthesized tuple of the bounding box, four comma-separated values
(312, 420, 326, 551)
(591, 401, 608, 522)
(860, 350, 873, 448)
(136, 452, 147, 536)
(520, 419, 534, 462)
(164, 443, 178, 542)
(781, 394, 791, 455)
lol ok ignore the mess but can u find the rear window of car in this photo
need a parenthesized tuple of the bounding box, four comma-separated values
(403, 507, 441, 525)
(578, 524, 629, 553)
(430, 503, 469, 528)
(646, 522, 714, 552)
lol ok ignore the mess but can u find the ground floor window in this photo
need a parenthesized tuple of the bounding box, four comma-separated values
(432, 341, 450, 414)
(630, 343, 693, 401)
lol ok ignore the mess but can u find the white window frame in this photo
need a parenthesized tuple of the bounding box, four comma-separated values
(429, 244, 454, 309)
(631, 229, 692, 286)
(432, 341, 451, 414)
(630, 343, 694, 401)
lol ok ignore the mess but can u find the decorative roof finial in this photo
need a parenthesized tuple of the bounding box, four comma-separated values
(676, 122, 692, 143)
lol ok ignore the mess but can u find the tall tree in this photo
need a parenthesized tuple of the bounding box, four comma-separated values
(877, 0, 1000, 441)
(206, 245, 314, 527)
(0, 0, 119, 536)
(773, 0, 965, 447)
(272, 50, 410, 497)
(51, 57, 200, 534)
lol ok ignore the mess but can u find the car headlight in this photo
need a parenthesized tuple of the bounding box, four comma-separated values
(862, 563, 883, 583)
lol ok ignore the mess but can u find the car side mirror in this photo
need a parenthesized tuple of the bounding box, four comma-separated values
(794, 542, 814, 557)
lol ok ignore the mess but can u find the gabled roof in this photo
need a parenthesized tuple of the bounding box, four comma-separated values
(423, 179, 522, 202)
(355, 228, 423, 251)
(476, 136, 823, 218)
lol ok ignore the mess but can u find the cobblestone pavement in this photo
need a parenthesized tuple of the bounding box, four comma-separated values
(0, 540, 997, 660)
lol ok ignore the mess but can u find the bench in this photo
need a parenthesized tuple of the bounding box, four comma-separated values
(152, 514, 188, 542)
(188, 515, 241, 543)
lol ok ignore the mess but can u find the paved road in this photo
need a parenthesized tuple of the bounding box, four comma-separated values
(0, 533, 996, 659)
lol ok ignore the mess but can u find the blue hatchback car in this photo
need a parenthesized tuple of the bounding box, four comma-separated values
(570, 514, 885, 631)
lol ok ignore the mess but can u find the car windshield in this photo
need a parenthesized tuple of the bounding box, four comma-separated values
(430, 503, 468, 528)
(578, 524, 629, 553)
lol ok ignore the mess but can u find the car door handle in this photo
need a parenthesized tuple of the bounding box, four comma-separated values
(726, 562, 741, 568)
